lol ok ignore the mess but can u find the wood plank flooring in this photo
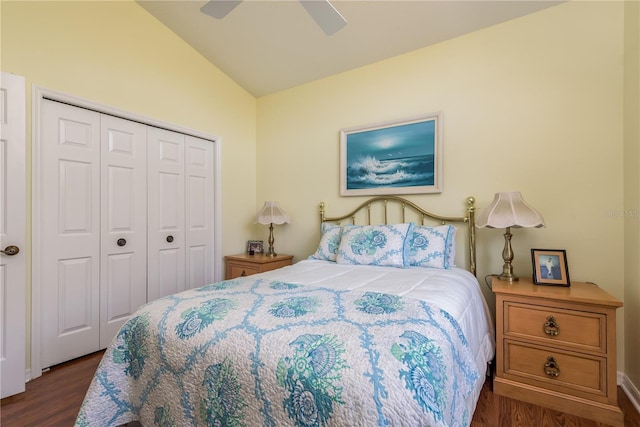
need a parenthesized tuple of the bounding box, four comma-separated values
(2, 350, 639, 426)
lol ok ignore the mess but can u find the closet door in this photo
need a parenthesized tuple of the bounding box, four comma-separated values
(185, 135, 215, 289)
(147, 127, 186, 300)
(37, 97, 218, 368)
(100, 115, 147, 347)
(41, 100, 101, 368)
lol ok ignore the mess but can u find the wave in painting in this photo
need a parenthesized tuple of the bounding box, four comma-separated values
(346, 155, 434, 189)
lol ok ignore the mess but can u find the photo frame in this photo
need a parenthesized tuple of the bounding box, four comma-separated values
(340, 112, 443, 196)
(531, 249, 570, 286)
(247, 240, 263, 255)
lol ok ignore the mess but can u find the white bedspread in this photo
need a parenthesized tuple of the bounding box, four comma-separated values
(76, 260, 495, 427)
(259, 260, 495, 387)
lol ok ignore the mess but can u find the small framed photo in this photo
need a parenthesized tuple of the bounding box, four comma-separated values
(247, 240, 263, 255)
(531, 249, 570, 286)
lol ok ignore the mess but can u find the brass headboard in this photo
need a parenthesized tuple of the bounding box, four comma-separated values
(319, 196, 477, 276)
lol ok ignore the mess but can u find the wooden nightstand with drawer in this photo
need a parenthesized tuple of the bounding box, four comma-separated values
(492, 277, 623, 426)
(224, 253, 293, 280)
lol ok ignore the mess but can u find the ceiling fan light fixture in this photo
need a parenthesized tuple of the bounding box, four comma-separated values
(200, 0, 242, 19)
(200, 0, 347, 36)
(299, 0, 348, 36)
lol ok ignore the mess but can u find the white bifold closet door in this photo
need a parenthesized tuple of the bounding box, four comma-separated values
(99, 115, 148, 348)
(41, 101, 147, 367)
(147, 128, 214, 301)
(39, 100, 215, 368)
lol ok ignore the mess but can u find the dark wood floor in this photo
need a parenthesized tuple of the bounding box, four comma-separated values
(2, 350, 639, 427)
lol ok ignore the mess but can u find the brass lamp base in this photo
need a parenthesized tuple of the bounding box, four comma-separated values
(497, 227, 519, 282)
(265, 223, 277, 257)
(497, 272, 519, 282)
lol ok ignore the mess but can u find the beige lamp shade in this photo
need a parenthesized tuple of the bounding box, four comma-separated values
(255, 201, 290, 225)
(476, 192, 545, 229)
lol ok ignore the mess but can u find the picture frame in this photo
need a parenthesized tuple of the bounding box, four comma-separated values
(531, 249, 570, 286)
(340, 112, 443, 196)
(247, 240, 263, 255)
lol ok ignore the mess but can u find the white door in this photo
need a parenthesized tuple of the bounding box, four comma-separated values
(185, 135, 215, 289)
(100, 115, 147, 347)
(41, 100, 101, 368)
(34, 91, 219, 371)
(147, 127, 186, 300)
(0, 72, 26, 398)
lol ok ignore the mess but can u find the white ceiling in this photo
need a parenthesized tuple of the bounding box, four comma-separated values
(138, 0, 563, 97)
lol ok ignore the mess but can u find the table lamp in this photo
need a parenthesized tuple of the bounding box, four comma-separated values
(476, 192, 545, 282)
(255, 201, 290, 257)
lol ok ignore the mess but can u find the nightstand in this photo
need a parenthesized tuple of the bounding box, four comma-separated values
(224, 253, 293, 280)
(492, 277, 623, 427)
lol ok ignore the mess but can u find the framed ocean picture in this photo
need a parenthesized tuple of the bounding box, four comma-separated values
(340, 112, 442, 196)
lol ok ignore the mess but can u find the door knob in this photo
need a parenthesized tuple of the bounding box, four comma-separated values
(0, 245, 19, 256)
(166, 235, 174, 243)
(117, 238, 127, 247)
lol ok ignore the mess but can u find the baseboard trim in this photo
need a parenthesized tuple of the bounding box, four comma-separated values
(620, 371, 640, 415)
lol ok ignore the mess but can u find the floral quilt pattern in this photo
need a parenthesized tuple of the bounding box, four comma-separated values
(76, 276, 479, 427)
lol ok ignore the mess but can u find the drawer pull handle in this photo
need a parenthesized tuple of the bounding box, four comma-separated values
(240, 270, 246, 277)
(544, 356, 560, 377)
(543, 316, 559, 336)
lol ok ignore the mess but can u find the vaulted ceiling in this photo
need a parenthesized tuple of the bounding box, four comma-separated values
(138, 1, 563, 97)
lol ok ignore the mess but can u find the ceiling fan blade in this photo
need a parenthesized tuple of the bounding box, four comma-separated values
(200, 0, 242, 19)
(299, 0, 347, 36)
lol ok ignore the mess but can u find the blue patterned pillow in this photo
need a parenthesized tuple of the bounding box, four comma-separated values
(446, 227, 457, 267)
(336, 223, 414, 268)
(308, 222, 343, 262)
(406, 224, 456, 269)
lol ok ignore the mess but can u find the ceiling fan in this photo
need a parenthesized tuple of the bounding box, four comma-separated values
(200, 0, 348, 36)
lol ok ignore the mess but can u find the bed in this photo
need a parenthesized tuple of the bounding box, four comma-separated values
(76, 196, 495, 427)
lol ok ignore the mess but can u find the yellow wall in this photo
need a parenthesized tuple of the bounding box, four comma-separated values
(624, 0, 640, 393)
(2, 0, 257, 369)
(257, 1, 629, 372)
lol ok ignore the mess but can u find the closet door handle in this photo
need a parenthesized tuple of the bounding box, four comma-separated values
(166, 235, 174, 243)
(117, 238, 127, 247)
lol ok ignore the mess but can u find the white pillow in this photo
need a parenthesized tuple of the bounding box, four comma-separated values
(336, 223, 414, 268)
(406, 224, 456, 269)
(308, 222, 343, 262)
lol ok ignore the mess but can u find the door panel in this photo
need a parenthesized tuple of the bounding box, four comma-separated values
(185, 136, 215, 289)
(100, 115, 147, 347)
(59, 160, 93, 232)
(147, 127, 185, 301)
(105, 253, 135, 319)
(188, 245, 207, 290)
(0, 72, 26, 398)
(41, 100, 100, 368)
(58, 257, 93, 333)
